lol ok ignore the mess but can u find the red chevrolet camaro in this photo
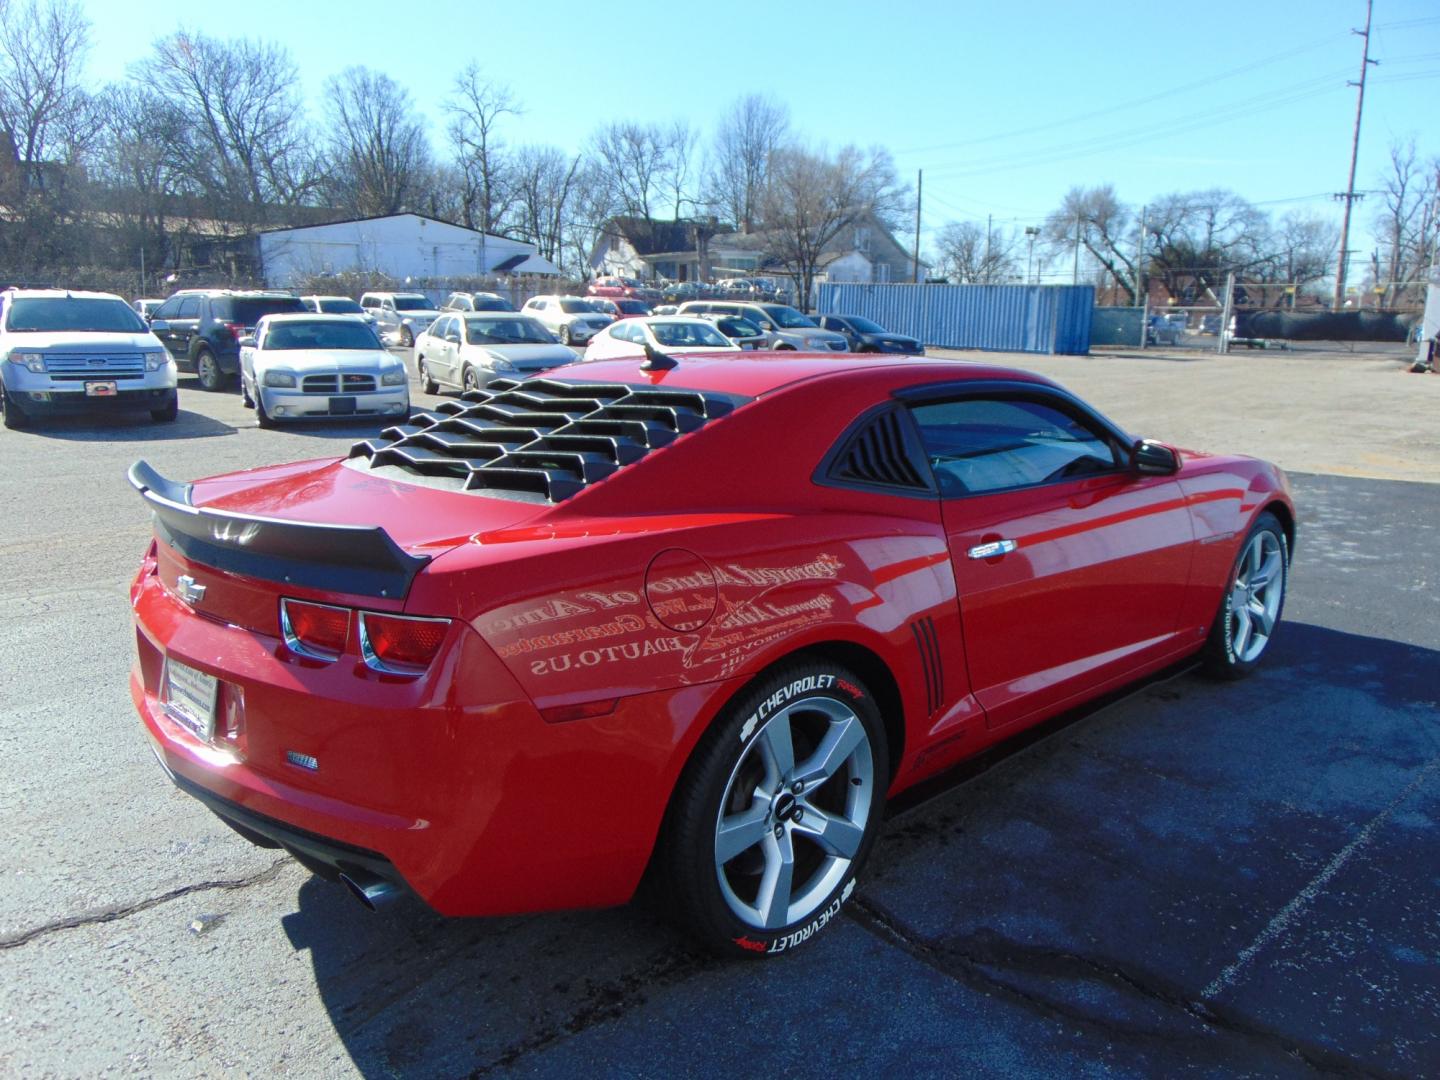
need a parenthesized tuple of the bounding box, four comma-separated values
(128, 352, 1294, 957)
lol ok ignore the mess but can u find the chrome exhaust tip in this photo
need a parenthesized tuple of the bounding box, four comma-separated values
(338, 871, 402, 911)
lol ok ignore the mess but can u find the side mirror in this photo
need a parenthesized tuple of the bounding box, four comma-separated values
(1131, 439, 1179, 475)
(238, 334, 256, 348)
(446, 331, 462, 344)
(149, 318, 170, 331)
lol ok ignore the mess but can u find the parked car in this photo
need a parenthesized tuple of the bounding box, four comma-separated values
(662, 281, 706, 304)
(697, 313, 769, 349)
(148, 290, 306, 391)
(677, 301, 849, 352)
(132, 298, 165, 321)
(815, 314, 924, 355)
(522, 295, 614, 346)
(582, 315, 740, 362)
(300, 295, 379, 327)
(415, 312, 577, 393)
(359, 292, 442, 348)
(1147, 313, 1187, 346)
(652, 304, 679, 316)
(236, 314, 407, 427)
(441, 291, 516, 313)
(588, 297, 653, 321)
(128, 353, 1295, 956)
(588, 276, 662, 303)
(1, 288, 177, 428)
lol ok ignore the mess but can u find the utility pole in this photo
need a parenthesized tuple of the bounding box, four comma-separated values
(1333, 0, 1377, 311)
(912, 169, 923, 284)
(983, 213, 992, 283)
(1024, 226, 1039, 285)
(1136, 204, 1149, 348)
(1072, 212, 1082, 285)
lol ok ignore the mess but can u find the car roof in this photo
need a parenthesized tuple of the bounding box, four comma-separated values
(3, 288, 126, 301)
(563, 351, 1053, 399)
(302, 295, 357, 302)
(456, 311, 529, 319)
(260, 312, 368, 324)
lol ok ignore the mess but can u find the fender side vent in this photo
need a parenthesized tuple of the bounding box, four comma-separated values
(910, 616, 944, 714)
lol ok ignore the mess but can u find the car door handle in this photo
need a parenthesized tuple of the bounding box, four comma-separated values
(967, 539, 1017, 560)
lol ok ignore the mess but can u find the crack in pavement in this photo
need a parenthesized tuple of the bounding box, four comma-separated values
(461, 948, 717, 1078)
(845, 895, 1400, 1080)
(0, 857, 291, 950)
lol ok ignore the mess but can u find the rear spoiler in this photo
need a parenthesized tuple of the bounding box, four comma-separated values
(128, 460, 429, 599)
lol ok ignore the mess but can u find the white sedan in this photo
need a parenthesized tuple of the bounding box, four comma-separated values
(239, 314, 409, 427)
(415, 312, 579, 394)
(581, 316, 742, 363)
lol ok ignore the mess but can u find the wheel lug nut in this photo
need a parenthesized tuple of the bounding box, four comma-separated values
(773, 824, 784, 839)
(791, 781, 803, 794)
(793, 808, 803, 822)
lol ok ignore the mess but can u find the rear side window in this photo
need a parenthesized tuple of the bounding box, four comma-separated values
(225, 298, 306, 324)
(910, 397, 1122, 496)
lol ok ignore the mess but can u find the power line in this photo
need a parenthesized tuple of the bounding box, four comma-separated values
(895, 30, 1349, 158)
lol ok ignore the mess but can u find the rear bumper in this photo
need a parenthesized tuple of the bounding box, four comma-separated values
(130, 563, 728, 917)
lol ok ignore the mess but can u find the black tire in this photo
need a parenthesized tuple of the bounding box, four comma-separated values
(2, 384, 30, 430)
(657, 660, 888, 958)
(560, 324, 573, 346)
(462, 366, 480, 394)
(400, 326, 414, 348)
(255, 395, 275, 429)
(195, 348, 228, 391)
(418, 358, 438, 395)
(149, 393, 178, 423)
(1202, 511, 1289, 680)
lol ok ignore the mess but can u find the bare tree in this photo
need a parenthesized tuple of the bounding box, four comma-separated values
(588, 121, 671, 222)
(0, 0, 92, 271)
(1370, 139, 1439, 307)
(1253, 212, 1336, 304)
(760, 143, 901, 311)
(663, 120, 699, 219)
(935, 220, 1019, 283)
(1147, 188, 1269, 302)
(706, 93, 788, 232)
(1043, 186, 1139, 300)
(322, 67, 429, 217)
(511, 145, 581, 263)
(139, 31, 316, 232)
(445, 63, 518, 233)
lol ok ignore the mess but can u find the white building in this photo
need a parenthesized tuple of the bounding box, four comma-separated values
(256, 213, 560, 287)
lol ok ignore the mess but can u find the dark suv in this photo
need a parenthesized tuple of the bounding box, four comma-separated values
(150, 291, 305, 390)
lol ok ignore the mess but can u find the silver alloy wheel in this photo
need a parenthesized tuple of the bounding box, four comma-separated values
(1229, 529, 1285, 663)
(196, 350, 220, 390)
(714, 696, 873, 931)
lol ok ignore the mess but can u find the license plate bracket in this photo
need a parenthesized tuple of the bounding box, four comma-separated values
(85, 380, 118, 397)
(163, 657, 218, 741)
(329, 395, 357, 415)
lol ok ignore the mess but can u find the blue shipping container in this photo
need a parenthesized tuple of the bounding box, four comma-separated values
(816, 283, 1093, 355)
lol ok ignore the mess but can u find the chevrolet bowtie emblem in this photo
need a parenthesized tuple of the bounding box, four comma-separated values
(176, 575, 206, 606)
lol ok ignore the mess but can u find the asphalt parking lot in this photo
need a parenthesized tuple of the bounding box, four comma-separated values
(2, 348, 1437, 1077)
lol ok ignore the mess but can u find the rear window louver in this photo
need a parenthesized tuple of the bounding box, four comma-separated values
(348, 378, 745, 503)
(831, 409, 932, 493)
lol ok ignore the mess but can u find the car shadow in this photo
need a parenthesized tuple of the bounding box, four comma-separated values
(271, 620, 1440, 1076)
(20, 409, 237, 441)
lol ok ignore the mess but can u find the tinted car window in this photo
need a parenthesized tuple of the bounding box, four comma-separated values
(177, 296, 200, 317)
(154, 297, 182, 319)
(393, 296, 431, 311)
(844, 316, 886, 334)
(318, 298, 365, 315)
(471, 296, 514, 311)
(910, 397, 1121, 496)
(5, 297, 147, 333)
(650, 321, 730, 348)
(761, 305, 816, 329)
(466, 317, 554, 344)
(263, 320, 381, 350)
(219, 297, 306, 324)
(559, 300, 593, 314)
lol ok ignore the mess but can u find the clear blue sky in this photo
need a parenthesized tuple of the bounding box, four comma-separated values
(83, 0, 1438, 263)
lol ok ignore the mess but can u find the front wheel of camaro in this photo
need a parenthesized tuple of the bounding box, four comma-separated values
(1203, 511, 1288, 679)
(658, 661, 888, 957)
